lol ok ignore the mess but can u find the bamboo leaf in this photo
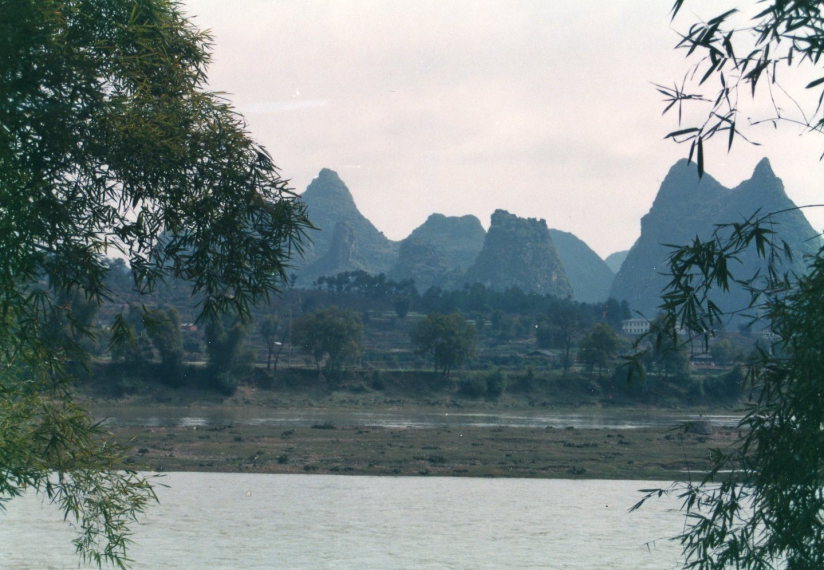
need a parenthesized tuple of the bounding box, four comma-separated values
(665, 127, 701, 139)
(805, 76, 824, 89)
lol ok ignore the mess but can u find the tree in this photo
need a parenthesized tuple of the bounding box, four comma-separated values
(709, 338, 739, 366)
(291, 307, 363, 377)
(144, 307, 185, 386)
(1, 0, 309, 566)
(642, 316, 691, 382)
(39, 288, 103, 373)
(258, 314, 282, 371)
(535, 302, 588, 371)
(634, 227, 824, 568)
(578, 323, 621, 379)
(109, 303, 155, 368)
(110, 304, 185, 385)
(659, 0, 824, 175)
(393, 296, 411, 319)
(604, 297, 631, 330)
(204, 314, 249, 394)
(631, 3, 824, 568)
(410, 313, 476, 376)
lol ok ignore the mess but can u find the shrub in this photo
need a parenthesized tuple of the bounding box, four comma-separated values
(485, 370, 508, 398)
(458, 376, 487, 398)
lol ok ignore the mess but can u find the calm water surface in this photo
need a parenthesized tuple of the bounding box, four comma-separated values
(2, 473, 686, 569)
(96, 406, 740, 430)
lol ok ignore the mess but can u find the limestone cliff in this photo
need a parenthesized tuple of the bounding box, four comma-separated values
(463, 210, 573, 297)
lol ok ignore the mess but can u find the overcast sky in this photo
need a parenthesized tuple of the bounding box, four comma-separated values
(183, 0, 824, 258)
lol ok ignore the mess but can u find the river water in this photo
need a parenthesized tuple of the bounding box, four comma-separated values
(2, 473, 687, 569)
(95, 406, 740, 430)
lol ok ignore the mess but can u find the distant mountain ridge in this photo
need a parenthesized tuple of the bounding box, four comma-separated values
(610, 158, 821, 316)
(291, 160, 817, 311)
(548, 229, 614, 304)
(604, 250, 628, 273)
(293, 169, 614, 301)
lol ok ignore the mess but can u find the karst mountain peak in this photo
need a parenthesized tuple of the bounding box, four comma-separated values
(293, 160, 817, 311)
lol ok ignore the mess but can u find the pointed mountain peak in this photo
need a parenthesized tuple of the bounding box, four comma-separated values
(752, 157, 776, 179)
(293, 168, 398, 283)
(671, 157, 695, 170)
(317, 167, 342, 181)
(662, 158, 709, 183)
(612, 156, 817, 317)
(651, 158, 726, 213)
(734, 157, 788, 203)
(302, 167, 356, 205)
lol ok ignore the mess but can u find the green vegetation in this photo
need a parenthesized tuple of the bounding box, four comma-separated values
(578, 324, 622, 379)
(61, 260, 757, 410)
(1, 0, 308, 566)
(636, 215, 824, 569)
(635, 215, 824, 569)
(662, 0, 824, 176)
(410, 313, 477, 376)
(258, 314, 284, 371)
(536, 304, 587, 371)
(111, 305, 185, 386)
(631, 2, 824, 568)
(292, 306, 364, 377)
(643, 316, 691, 382)
(145, 307, 185, 385)
(205, 315, 250, 395)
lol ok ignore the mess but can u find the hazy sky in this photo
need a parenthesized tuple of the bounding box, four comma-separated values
(183, 0, 824, 258)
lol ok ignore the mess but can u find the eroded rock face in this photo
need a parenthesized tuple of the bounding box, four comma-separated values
(610, 158, 821, 317)
(463, 209, 573, 297)
(295, 169, 397, 283)
(301, 221, 359, 280)
(389, 213, 486, 292)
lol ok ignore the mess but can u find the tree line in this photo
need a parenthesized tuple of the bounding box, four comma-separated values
(47, 261, 756, 403)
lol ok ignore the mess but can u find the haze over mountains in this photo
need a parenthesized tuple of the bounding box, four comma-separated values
(604, 250, 629, 274)
(293, 159, 820, 313)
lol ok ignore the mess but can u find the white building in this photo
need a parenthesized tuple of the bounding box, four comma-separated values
(621, 318, 650, 335)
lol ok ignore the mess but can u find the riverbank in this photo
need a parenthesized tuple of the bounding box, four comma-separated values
(84, 376, 742, 480)
(83, 362, 743, 410)
(114, 419, 734, 480)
